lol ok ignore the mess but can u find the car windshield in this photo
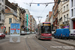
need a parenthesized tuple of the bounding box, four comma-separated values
(41, 26, 51, 33)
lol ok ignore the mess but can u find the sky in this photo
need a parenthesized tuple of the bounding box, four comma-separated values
(8, 0, 54, 24)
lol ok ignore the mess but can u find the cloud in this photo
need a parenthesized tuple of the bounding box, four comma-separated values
(8, 0, 54, 24)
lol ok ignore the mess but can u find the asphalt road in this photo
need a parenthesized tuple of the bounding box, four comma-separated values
(0, 37, 9, 44)
(24, 34, 74, 50)
(0, 34, 74, 50)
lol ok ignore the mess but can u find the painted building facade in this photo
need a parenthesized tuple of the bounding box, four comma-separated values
(25, 9, 30, 31)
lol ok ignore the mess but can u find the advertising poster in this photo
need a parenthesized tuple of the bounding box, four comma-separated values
(10, 23, 20, 36)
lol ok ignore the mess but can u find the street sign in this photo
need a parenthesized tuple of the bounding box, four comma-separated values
(10, 23, 20, 42)
(37, 4, 40, 6)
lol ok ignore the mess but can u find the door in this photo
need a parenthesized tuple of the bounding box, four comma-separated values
(73, 21, 75, 29)
(9, 27, 10, 34)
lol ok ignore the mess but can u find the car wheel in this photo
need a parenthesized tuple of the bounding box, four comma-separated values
(0, 37, 1, 39)
(4, 36, 5, 39)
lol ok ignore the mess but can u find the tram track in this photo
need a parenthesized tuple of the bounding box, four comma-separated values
(32, 38, 48, 50)
(25, 37, 31, 50)
(25, 37, 48, 50)
(34, 37, 75, 50)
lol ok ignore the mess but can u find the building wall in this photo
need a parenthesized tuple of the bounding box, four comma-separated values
(70, 0, 75, 29)
(58, 1, 62, 28)
(57, 0, 70, 28)
(62, 0, 69, 22)
(25, 9, 30, 31)
(20, 13, 25, 26)
(4, 14, 15, 33)
(30, 15, 33, 31)
(0, 0, 5, 32)
(61, 0, 70, 29)
(53, 0, 59, 30)
(17, 7, 21, 23)
(4, 2, 18, 34)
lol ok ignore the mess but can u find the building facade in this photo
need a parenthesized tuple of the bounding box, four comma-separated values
(4, 0, 18, 34)
(53, 0, 59, 30)
(62, 0, 70, 28)
(0, 0, 5, 32)
(25, 9, 30, 31)
(20, 8, 26, 31)
(70, 0, 75, 30)
(30, 15, 32, 31)
(49, 11, 52, 23)
(58, 1, 62, 28)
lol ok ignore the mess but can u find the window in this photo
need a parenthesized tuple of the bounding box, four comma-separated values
(67, 14, 68, 21)
(71, 0, 73, 7)
(0, 13, 1, 21)
(74, 0, 75, 6)
(64, 15, 65, 22)
(71, 9, 73, 16)
(67, 4, 68, 10)
(74, 8, 75, 16)
(0, 3, 1, 5)
(64, 6, 65, 12)
(9, 18, 12, 24)
(2, 0, 4, 2)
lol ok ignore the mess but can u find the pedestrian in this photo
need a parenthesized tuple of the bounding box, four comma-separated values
(5, 31, 7, 35)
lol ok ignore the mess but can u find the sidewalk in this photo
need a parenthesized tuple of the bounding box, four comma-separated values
(0, 37, 28, 50)
(53, 37, 75, 47)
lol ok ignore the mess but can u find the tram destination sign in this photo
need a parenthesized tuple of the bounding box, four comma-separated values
(43, 23, 51, 26)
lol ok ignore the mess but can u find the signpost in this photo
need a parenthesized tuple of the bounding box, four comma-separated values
(10, 23, 20, 42)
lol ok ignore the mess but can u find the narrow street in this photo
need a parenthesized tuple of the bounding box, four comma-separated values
(0, 34, 74, 50)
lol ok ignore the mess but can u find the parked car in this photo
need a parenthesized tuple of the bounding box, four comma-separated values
(32, 32, 35, 34)
(0, 33, 5, 39)
(27, 32, 30, 34)
(54, 29, 70, 39)
(52, 31, 55, 36)
(21, 31, 25, 35)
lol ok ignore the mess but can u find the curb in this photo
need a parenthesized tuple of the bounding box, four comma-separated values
(54, 39, 75, 47)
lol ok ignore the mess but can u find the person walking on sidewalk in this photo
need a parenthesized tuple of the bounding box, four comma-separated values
(5, 31, 7, 35)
